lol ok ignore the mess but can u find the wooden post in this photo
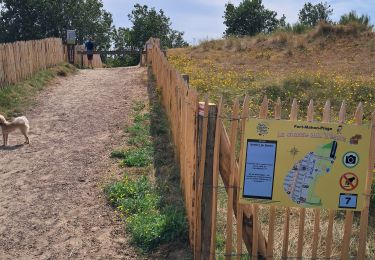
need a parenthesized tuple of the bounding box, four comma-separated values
(209, 97, 223, 260)
(225, 99, 240, 260)
(236, 95, 250, 260)
(357, 110, 375, 259)
(196, 100, 218, 260)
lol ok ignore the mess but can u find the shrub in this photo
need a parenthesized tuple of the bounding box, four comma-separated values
(292, 23, 311, 34)
(339, 11, 374, 31)
(312, 22, 372, 38)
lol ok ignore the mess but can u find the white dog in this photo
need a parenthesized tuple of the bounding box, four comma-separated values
(0, 115, 30, 146)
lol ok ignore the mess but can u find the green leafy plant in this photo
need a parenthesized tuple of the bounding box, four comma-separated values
(105, 176, 187, 251)
(120, 147, 153, 167)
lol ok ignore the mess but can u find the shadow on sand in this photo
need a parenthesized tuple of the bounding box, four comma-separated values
(0, 144, 24, 151)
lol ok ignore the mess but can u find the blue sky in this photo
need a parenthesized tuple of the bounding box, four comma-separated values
(102, 0, 375, 44)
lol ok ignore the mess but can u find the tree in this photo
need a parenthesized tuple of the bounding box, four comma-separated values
(298, 2, 333, 27)
(0, 0, 113, 50)
(339, 11, 374, 30)
(110, 4, 188, 67)
(126, 4, 188, 49)
(223, 0, 284, 36)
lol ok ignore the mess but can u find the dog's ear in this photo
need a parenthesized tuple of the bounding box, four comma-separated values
(0, 115, 5, 124)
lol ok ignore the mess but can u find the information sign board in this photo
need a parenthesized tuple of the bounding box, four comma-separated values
(67, 30, 76, 45)
(239, 119, 371, 211)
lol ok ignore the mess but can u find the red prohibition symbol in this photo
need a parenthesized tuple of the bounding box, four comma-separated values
(339, 172, 359, 191)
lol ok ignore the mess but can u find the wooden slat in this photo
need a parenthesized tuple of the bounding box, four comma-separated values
(225, 98, 240, 259)
(201, 102, 219, 259)
(357, 108, 375, 259)
(339, 101, 346, 124)
(195, 97, 209, 260)
(311, 209, 320, 259)
(266, 97, 281, 260)
(236, 95, 250, 260)
(325, 210, 335, 258)
(252, 204, 259, 260)
(290, 98, 298, 121)
(297, 208, 306, 257)
(209, 97, 223, 260)
(322, 100, 331, 122)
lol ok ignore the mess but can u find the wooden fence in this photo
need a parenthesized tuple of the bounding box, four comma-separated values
(71, 45, 103, 68)
(146, 38, 375, 259)
(0, 38, 64, 87)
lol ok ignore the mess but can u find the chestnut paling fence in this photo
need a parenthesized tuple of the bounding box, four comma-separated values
(0, 38, 64, 87)
(146, 37, 375, 259)
(70, 44, 103, 68)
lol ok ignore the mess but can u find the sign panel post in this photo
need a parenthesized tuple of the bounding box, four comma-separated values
(239, 119, 372, 211)
(66, 30, 76, 64)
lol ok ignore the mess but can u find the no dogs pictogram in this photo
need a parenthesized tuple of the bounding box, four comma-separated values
(339, 173, 359, 191)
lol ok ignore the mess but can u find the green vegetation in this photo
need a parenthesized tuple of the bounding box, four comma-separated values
(111, 4, 188, 67)
(105, 176, 186, 250)
(223, 0, 285, 36)
(339, 11, 374, 31)
(119, 147, 153, 167)
(222, 1, 373, 39)
(0, 63, 76, 117)
(0, 0, 113, 50)
(105, 95, 188, 253)
(298, 1, 333, 26)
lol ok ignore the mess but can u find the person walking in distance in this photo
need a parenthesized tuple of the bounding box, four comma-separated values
(85, 38, 94, 69)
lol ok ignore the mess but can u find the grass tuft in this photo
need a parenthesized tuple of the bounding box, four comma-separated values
(0, 63, 76, 117)
(120, 147, 153, 167)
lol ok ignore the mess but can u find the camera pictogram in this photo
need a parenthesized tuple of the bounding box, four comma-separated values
(342, 152, 359, 168)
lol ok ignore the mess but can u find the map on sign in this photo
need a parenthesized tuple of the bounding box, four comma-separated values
(66, 30, 76, 45)
(239, 119, 371, 211)
(283, 141, 337, 206)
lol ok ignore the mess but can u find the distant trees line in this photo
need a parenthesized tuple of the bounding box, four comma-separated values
(0, 0, 373, 66)
(224, 0, 373, 37)
(0, 1, 188, 66)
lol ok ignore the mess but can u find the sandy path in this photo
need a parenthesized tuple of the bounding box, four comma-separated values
(0, 67, 147, 259)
